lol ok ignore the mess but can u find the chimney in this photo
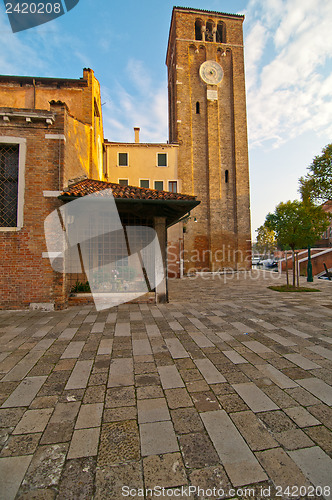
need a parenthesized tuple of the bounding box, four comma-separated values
(134, 127, 140, 143)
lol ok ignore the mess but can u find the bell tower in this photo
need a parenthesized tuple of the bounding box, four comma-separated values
(166, 7, 251, 272)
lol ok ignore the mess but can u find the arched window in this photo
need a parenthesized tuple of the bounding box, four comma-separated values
(216, 22, 226, 43)
(196, 102, 200, 114)
(205, 21, 214, 42)
(195, 20, 203, 41)
(225, 170, 229, 183)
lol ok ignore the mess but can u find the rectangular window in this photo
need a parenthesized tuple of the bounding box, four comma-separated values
(140, 180, 149, 189)
(168, 181, 177, 193)
(0, 144, 20, 227)
(157, 153, 167, 167)
(119, 179, 129, 186)
(154, 181, 164, 191)
(118, 152, 128, 166)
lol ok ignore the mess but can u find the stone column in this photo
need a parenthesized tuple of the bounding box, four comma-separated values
(154, 216, 168, 303)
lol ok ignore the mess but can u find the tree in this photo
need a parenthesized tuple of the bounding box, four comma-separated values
(299, 144, 332, 204)
(265, 200, 329, 286)
(255, 224, 277, 257)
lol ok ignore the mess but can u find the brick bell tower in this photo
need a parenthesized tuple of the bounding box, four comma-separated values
(166, 7, 251, 273)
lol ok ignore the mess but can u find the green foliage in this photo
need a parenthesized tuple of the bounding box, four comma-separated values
(255, 224, 277, 256)
(70, 281, 91, 293)
(268, 285, 320, 293)
(299, 143, 332, 204)
(265, 200, 330, 251)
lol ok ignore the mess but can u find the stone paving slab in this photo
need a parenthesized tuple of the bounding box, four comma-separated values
(0, 272, 331, 498)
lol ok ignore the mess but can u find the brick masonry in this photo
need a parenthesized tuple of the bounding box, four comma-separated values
(166, 7, 251, 272)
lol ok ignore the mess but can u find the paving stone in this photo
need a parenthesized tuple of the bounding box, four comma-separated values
(132, 339, 152, 356)
(232, 382, 278, 412)
(201, 410, 267, 487)
(134, 362, 158, 375)
(75, 403, 103, 429)
(98, 421, 140, 465)
(58, 328, 78, 341)
(114, 323, 130, 337)
(231, 322, 255, 333)
(171, 407, 204, 434)
(60, 341, 84, 359)
(194, 359, 226, 384)
(284, 353, 321, 370)
(264, 333, 296, 346)
(29, 396, 59, 409)
(108, 358, 134, 387)
(88, 372, 108, 385)
(186, 380, 210, 393)
(279, 426, 314, 452)
(40, 422, 74, 445)
(49, 402, 80, 424)
(256, 448, 310, 489)
(105, 386, 135, 408)
(1, 376, 47, 408)
(286, 387, 321, 406)
(187, 331, 214, 348)
(95, 462, 143, 500)
(288, 447, 332, 497)
(140, 421, 179, 456)
(0, 455, 33, 500)
(136, 385, 164, 399)
(83, 385, 106, 404)
(222, 350, 248, 364)
(307, 404, 332, 430)
(2, 351, 44, 382)
(218, 393, 249, 412)
(1, 433, 41, 457)
(189, 466, 231, 500)
(20, 444, 68, 491)
(0, 407, 25, 427)
(230, 410, 278, 451)
(143, 452, 187, 488)
(179, 432, 219, 468)
(158, 365, 185, 389)
(296, 377, 332, 405)
(13, 408, 53, 434)
(97, 339, 113, 355)
(281, 326, 311, 339)
(308, 345, 332, 362)
(304, 426, 332, 455)
(257, 364, 298, 389)
(192, 391, 221, 412)
(137, 398, 170, 423)
(57, 457, 96, 500)
(242, 340, 272, 354)
(65, 360, 93, 390)
(53, 359, 76, 372)
(67, 427, 100, 459)
(103, 406, 137, 422)
(165, 338, 189, 359)
(284, 406, 320, 427)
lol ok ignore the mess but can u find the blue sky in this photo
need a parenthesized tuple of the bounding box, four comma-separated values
(1, 0, 331, 238)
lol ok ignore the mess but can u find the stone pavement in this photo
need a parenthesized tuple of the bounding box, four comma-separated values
(0, 270, 331, 500)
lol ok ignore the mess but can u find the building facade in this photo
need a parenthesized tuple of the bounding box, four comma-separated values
(166, 7, 251, 273)
(0, 69, 105, 309)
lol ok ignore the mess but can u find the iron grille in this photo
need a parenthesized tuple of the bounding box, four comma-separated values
(0, 144, 19, 227)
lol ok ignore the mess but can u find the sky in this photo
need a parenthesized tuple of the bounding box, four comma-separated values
(1, 0, 331, 239)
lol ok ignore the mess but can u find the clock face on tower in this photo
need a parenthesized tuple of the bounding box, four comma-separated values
(199, 60, 224, 85)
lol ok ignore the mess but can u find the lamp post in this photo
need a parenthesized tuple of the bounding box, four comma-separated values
(307, 245, 313, 282)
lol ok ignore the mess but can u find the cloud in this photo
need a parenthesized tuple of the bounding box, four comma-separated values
(102, 61, 168, 143)
(245, 0, 332, 149)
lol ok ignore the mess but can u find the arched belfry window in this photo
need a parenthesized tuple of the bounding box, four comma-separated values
(216, 22, 226, 43)
(225, 170, 229, 183)
(196, 102, 200, 114)
(195, 20, 203, 41)
(205, 21, 214, 42)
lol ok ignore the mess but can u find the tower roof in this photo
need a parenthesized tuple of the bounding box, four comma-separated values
(173, 6, 244, 19)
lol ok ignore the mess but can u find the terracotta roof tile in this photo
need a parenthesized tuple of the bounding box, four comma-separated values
(61, 179, 197, 202)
